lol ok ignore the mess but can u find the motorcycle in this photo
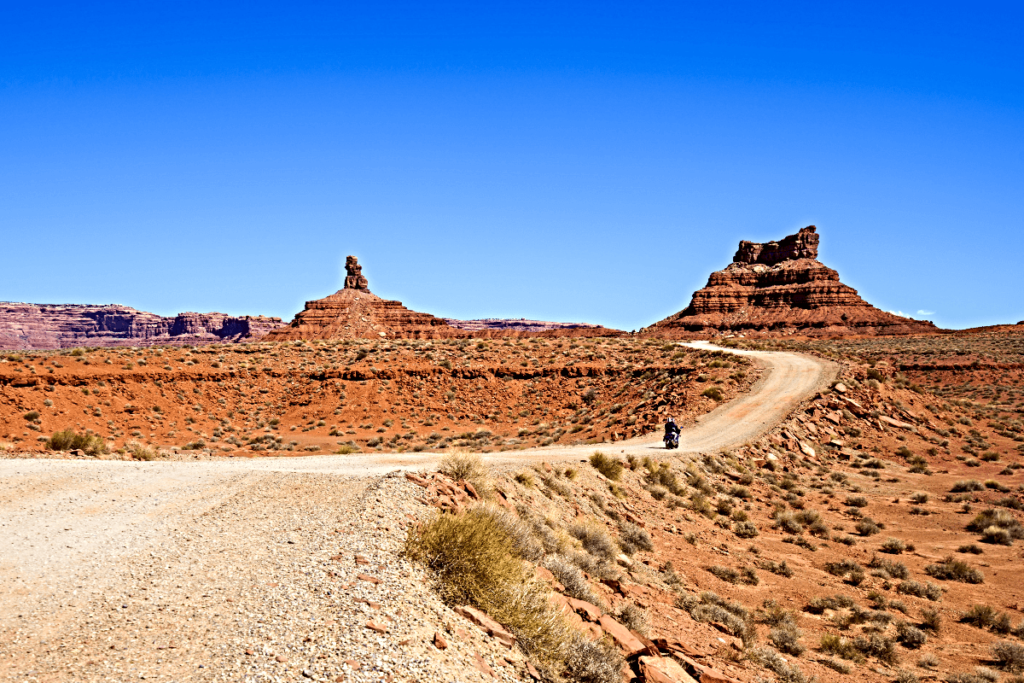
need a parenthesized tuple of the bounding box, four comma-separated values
(664, 432, 679, 449)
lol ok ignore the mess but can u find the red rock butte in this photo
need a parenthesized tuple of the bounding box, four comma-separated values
(644, 226, 939, 338)
(264, 256, 456, 341)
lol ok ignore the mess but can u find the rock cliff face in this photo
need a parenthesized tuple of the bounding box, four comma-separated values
(0, 303, 284, 350)
(445, 318, 602, 333)
(264, 257, 457, 341)
(645, 226, 939, 338)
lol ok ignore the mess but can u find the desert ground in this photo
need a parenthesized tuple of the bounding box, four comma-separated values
(3, 331, 1024, 683)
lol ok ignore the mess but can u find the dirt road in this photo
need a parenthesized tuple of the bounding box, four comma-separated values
(0, 344, 832, 681)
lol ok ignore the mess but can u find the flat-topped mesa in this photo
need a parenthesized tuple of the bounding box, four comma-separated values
(0, 303, 284, 350)
(644, 225, 939, 338)
(734, 225, 819, 265)
(264, 256, 457, 341)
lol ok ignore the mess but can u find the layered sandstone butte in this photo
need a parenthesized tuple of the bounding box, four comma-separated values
(264, 256, 456, 341)
(0, 303, 284, 350)
(645, 226, 939, 338)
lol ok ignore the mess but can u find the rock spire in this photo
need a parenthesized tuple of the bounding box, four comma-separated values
(344, 256, 369, 291)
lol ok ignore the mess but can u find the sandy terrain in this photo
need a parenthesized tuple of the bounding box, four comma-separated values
(0, 344, 832, 681)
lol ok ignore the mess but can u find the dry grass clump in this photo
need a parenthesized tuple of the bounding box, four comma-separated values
(896, 621, 928, 648)
(747, 646, 811, 683)
(589, 452, 623, 481)
(47, 429, 106, 456)
(951, 479, 984, 492)
(614, 602, 650, 636)
(805, 594, 855, 614)
(959, 604, 1019, 635)
(126, 440, 158, 461)
(966, 509, 1024, 544)
(925, 556, 985, 584)
(707, 565, 759, 585)
(677, 591, 754, 644)
(542, 555, 605, 608)
(617, 523, 652, 555)
(569, 522, 619, 562)
(869, 555, 910, 580)
(993, 641, 1024, 672)
(406, 506, 621, 681)
(896, 580, 943, 602)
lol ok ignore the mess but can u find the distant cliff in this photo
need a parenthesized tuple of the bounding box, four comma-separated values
(0, 303, 285, 349)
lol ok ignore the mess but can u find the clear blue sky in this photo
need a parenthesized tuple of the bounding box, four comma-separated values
(2, 2, 1021, 331)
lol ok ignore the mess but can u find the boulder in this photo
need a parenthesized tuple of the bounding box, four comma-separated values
(639, 655, 699, 683)
(597, 615, 647, 657)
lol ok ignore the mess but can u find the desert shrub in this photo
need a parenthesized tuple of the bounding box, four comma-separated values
(896, 580, 943, 601)
(926, 556, 984, 584)
(856, 518, 882, 536)
(825, 559, 864, 577)
(869, 555, 910, 580)
(853, 633, 899, 665)
(126, 441, 158, 461)
(755, 600, 797, 628)
(895, 670, 920, 683)
(951, 480, 984, 492)
(921, 607, 942, 633)
(615, 602, 650, 637)
(440, 452, 485, 482)
(618, 523, 653, 555)
(761, 559, 794, 577)
(993, 641, 1024, 672)
(881, 537, 908, 554)
(747, 647, 811, 683)
(734, 521, 759, 538)
(770, 624, 805, 656)
(958, 543, 984, 554)
(775, 510, 803, 534)
(806, 594, 855, 614)
(47, 429, 105, 456)
(702, 387, 724, 401)
(967, 509, 1024, 542)
(570, 523, 618, 562)
(589, 452, 623, 481)
(23, 410, 40, 421)
(406, 506, 580, 671)
(678, 591, 754, 644)
(896, 621, 928, 648)
(845, 495, 869, 508)
(819, 633, 866, 663)
(918, 653, 939, 669)
(911, 492, 930, 504)
(819, 658, 852, 674)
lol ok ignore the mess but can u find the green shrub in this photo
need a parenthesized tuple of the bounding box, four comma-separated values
(702, 387, 724, 401)
(589, 452, 623, 481)
(23, 410, 40, 421)
(47, 429, 106, 456)
(925, 556, 984, 584)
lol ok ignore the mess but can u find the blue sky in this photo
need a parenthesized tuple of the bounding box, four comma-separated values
(1, 2, 1021, 331)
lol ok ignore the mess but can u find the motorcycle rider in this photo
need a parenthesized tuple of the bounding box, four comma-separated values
(664, 417, 680, 446)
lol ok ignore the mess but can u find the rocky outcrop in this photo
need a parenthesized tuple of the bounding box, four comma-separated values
(645, 226, 939, 338)
(0, 303, 284, 350)
(445, 318, 602, 333)
(265, 256, 457, 341)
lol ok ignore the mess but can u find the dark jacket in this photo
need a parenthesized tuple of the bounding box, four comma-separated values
(664, 421, 680, 436)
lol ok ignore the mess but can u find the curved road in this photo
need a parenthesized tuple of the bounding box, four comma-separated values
(0, 344, 833, 630)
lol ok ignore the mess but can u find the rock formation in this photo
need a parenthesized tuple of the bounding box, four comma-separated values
(0, 303, 284, 350)
(445, 318, 602, 333)
(264, 256, 457, 341)
(645, 226, 939, 338)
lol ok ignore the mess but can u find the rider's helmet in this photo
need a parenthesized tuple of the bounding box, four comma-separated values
(667, 417, 675, 424)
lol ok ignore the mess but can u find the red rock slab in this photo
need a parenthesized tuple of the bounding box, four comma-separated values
(568, 597, 603, 622)
(356, 573, 381, 584)
(597, 615, 646, 657)
(454, 605, 516, 648)
(639, 655, 699, 683)
(581, 622, 604, 641)
(365, 621, 388, 634)
(433, 632, 448, 649)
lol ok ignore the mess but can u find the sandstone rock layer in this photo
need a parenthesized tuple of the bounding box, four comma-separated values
(646, 226, 938, 338)
(0, 303, 283, 350)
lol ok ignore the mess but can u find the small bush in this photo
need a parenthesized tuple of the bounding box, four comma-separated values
(570, 523, 619, 562)
(921, 607, 942, 633)
(845, 495, 869, 508)
(126, 441, 158, 461)
(702, 387, 724, 401)
(967, 509, 1024, 542)
(993, 641, 1024, 672)
(806, 594, 855, 614)
(869, 555, 910, 579)
(734, 521, 759, 538)
(911, 492, 930, 504)
(761, 559, 794, 577)
(958, 543, 984, 554)
(440, 452, 487, 484)
(951, 480, 984, 492)
(23, 410, 40, 421)
(770, 625, 805, 656)
(881, 537, 907, 554)
(615, 602, 650, 637)
(896, 580, 943, 601)
(618, 523, 653, 555)
(589, 452, 623, 481)
(542, 555, 604, 607)
(856, 518, 882, 536)
(926, 556, 984, 584)
(747, 646, 811, 683)
(819, 633, 866, 663)
(896, 621, 928, 648)
(47, 429, 106, 456)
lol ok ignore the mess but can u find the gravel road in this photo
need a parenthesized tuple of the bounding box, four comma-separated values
(0, 344, 832, 682)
